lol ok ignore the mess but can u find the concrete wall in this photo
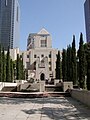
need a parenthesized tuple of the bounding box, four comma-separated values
(36, 57, 49, 80)
(71, 89, 90, 107)
(10, 48, 19, 61)
(20, 81, 45, 92)
(20, 51, 29, 69)
(0, 82, 17, 91)
(0, 82, 3, 91)
(54, 79, 60, 85)
(26, 48, 57, 80)
(33, 28, 52, 49)
(63, 82, 73, 92)
(45, 85, 55, 92)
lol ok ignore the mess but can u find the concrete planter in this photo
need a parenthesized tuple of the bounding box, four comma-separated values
(71, 89, 90, 107)
(20, 81, 45, 92)
(63, 82, 73, 92)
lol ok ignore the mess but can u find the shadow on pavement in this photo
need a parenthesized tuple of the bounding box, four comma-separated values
(0, 97, 90, 119)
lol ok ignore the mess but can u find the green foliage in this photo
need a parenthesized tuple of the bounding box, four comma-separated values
(62, 49, 67, 81)
(16, 54, 25, 80)
(10, 59, 14, 81)
(78, 33, 86, 89)
(0, 44, 25, 82)
(2, 47, 6, 82)
(6, 47, 11, 82)
(67, 45, 72, 81)
(16, 54, 21, 80)
(56, 51, 61, 79)
(71, 35, 77, 85)
(13, 61, 16, 80)
(20, 55, 25, 79)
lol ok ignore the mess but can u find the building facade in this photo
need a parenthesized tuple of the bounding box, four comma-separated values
(9, 29, 59, 81)
(0, 0, 20, 50)
(84, 0, 90, 42)
(27, 28, 58, 80)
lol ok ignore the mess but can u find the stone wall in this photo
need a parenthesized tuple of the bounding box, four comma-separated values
(20, 81, 45, 92)
(71, 89, 90, 107)
(63, 82, 73, 92)
(0, 82, 17, 91)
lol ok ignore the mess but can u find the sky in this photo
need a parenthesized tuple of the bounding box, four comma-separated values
(19, 0, 86, 51)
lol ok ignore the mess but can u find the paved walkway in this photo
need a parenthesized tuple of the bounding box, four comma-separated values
(0, 97, 90, 120)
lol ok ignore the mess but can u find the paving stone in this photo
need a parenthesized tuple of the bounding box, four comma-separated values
(0, 97, 90, 120)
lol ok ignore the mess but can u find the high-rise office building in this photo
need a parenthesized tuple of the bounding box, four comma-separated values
(84, 0, 90, 43)
(0, 0, 20, 50)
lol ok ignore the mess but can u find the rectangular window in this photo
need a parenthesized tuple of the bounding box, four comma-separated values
(49, 54, 51, 58)
(34, 62, 36, 70)
(41, 40, 47, 47)
(27, 55, 29, 58)
(49, 67, 52, 71)
(34, 54, 37, 58)
(49, 61, 51, 65)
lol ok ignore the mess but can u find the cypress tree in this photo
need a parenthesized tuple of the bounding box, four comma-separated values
(2, 47, 6, 82)
(76, 56, 79, 85)
(72, 35, 77, 85)
(20, 55, 24, 79)
(16, 54, 21, 80)
(67, 45, 72, 81)
(6, 47, 11, 82)
(20, 56, 25, 80)
(0, 44, 2, 82)
(13, 61, 16, 80)
(56, 51, 61, 79)
(10, 59, 14, 82)
(62, 49, 67, 81)
(78, 33, 85, 89)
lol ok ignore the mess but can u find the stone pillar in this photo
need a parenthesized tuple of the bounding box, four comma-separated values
(39, 81, 45, 92)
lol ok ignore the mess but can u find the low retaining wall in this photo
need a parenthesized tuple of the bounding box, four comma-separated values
(20, 81, 45, 92)
(71, 89, 90, 107)
(45, 85, 56, 91)
(0, 82, 17, 91)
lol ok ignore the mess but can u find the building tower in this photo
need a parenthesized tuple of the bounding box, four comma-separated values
(26, 28, 58, 80)
(0, 0, 20, 50)
(84, 0, 90, 42)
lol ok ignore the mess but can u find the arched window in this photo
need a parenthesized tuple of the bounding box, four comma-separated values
(40, 73, 45, 80)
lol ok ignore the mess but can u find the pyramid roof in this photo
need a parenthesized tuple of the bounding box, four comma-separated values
(38, 28, 50, 35)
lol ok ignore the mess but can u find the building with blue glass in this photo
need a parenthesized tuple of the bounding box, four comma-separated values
(0, 0, 20, 50)
(84, 0, 90, 43)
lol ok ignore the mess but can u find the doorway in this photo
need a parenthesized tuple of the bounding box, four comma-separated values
(40, 73, 45, 80)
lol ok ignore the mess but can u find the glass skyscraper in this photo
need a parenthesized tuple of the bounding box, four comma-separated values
(0, 0, 20, 50)
(84, 0, 90, 43)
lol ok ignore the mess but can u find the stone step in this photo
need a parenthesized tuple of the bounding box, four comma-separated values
(0, 92, 71, 98)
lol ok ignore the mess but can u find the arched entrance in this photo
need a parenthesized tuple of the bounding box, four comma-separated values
(40, 73, 45, 80)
